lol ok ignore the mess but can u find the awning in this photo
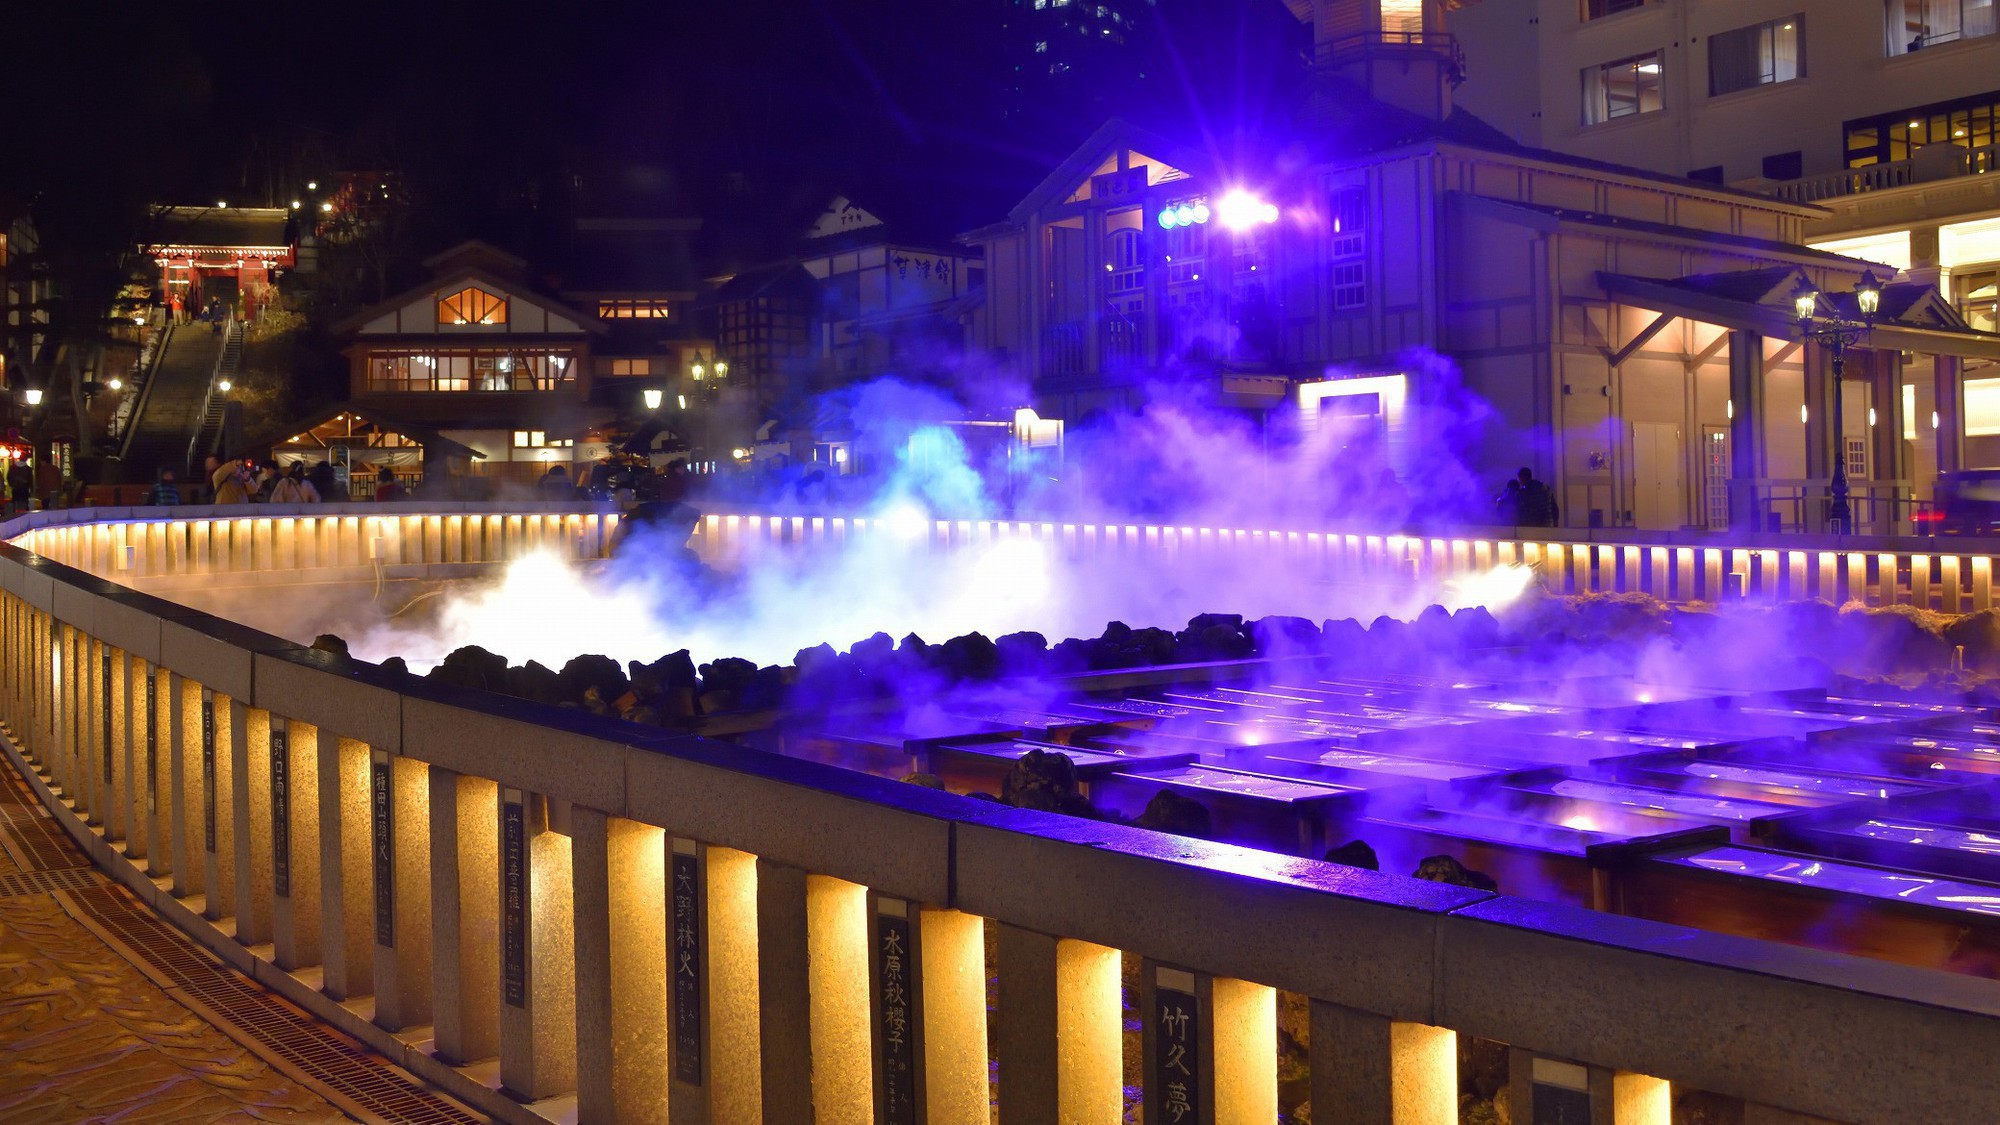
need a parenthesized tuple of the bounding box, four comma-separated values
(1597, 268, 2000, 361)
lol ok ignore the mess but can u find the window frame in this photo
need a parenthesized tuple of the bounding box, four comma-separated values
(1582, 51, 1665, 125)
(437, 287, 508, 326)
(1708, 14, 1805, 97)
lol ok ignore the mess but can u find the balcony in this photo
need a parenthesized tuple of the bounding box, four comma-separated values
(1771, 143, 2000, 203)
(1315, 30, 1467, 86)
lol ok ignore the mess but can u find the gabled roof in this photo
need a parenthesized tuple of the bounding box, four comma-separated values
(332, 262, 606, 336)
(244, 403, 486, 462)
(1005, 119, 1209, 226)
(705, 263, 820, 307)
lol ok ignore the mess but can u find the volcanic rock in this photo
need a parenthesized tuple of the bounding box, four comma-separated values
(849, 632, 896, 674)
(1411, 854, 1498, 892)
(1100, 621, 1134, 645)
(311, 633, 351, 659)
(1834, 604, 1953, 675)
(793, 643, 839, 677)
(939, 632, 1000, 681)
(377, 656, 409, 676)
(1944, 608, 2000, 673)
(1001, 748, 1084, 813)
(901, 772, 948, 790)
(1322, 839, 1380, 870)
(559, 654, 629, 704)
(1449, 606, 1502, 650)
(1413, 604, 1456, 649)
(430, 645, 509, 692)
(1136, 790, 1213, 838)
(995, 632, 1049, 676)
(628, 651, 698, 700)
(1180, 621, 1254, 661)
(1250, 615, 1320, 656)
(505, 660, 567, 705)
(1187, 612, 1245, 632)
(1047, 637, 1095, 673)
(1318, 618, 1369, 665)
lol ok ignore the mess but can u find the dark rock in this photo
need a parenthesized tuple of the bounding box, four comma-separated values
(793, 642, 839, 676)
(1100, 621, 1134, 645)
(429, 645, 509, 692)
(939, 632, 1000, 681)
(1250, 616, 1320, 655)
(378, 656, 409, 676)
(995, 632, 1049, 676)
(310, 633, 350, 659)
(1318, 618, 1369, 664)
(1048, 637, 1095, 674)
(741, 666, 789, 710)
(1449, 606, 1503, 650)
(1322, 839, 1380, 870)
(1136, 790, 1213, 837)
(1411, 854, 1498, 892)
(849, 632, 896, 672)
(1001, 748, 1081, 812)
(1833, 606, 1952, 676)
(1187, 612, 1245, 632)
(505, 660, 567, 705)
(699, 657, 759, 696)
(1130, 627, 1180, 665)
(1944, 608, 2000, 673)
(559, 654, 629, 704)
(901, 772, 948, 790)
(628, 651, 697, 700)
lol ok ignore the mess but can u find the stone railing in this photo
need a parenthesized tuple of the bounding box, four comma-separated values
(4, 504, 2000, 1122)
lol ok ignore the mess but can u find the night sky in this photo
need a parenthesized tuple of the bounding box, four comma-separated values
(7, 0, 1305, 258)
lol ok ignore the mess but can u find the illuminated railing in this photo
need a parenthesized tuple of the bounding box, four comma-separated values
(687, 510, 2000, 613)
(5, 505, 2000, 1121)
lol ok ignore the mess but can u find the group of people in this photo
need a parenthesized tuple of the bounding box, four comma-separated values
(145, 454, 346, 506)
(1495, 466, 1560, 527)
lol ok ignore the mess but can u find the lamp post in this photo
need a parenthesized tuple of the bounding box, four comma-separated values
(1793, 269, 1882, 535)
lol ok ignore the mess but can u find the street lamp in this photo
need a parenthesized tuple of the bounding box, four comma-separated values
(217, 379, 232, 394)
(1793, 269, 1883, 535)
(642, 387, 664, 411)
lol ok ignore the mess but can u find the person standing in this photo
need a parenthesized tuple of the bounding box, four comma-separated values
(6, 459, 33, 515)
(1515, 467, 1560, 527)
(211, 455, 256, 504)
(143, 467, 181, 506)
(269, 462, 319, 504)
(373, 465, 405, 502)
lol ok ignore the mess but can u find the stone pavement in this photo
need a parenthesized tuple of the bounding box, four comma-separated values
(0, 763, 477, 1123)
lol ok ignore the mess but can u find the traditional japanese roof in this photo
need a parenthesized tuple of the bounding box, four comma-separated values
(1598, 267, 2000, 360)
(148, 206, 292, 251)
(333, 255, 605, 338)
(704, 263, 820, 307)
(243, 403, 486, 462)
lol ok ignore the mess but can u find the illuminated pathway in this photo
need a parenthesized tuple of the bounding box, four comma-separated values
(0, 766, 478, 1123)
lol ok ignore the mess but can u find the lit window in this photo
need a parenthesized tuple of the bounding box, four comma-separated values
(512, 430, 529, 448)
(437, 287, 508, 326)
(1710, 16, 1803, 95)
(1582, 52, 1664, 123)
(1381, 0, 1423, 34)
(1889, 0, 1999, 55)
(609, 358, 651, 376)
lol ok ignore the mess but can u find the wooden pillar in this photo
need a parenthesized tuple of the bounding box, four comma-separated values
(1936, 353, 1965, 476)
(1728, 329, 1766, 531)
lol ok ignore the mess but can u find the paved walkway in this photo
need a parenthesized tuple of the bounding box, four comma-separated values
(0, 763, 478, 1123)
